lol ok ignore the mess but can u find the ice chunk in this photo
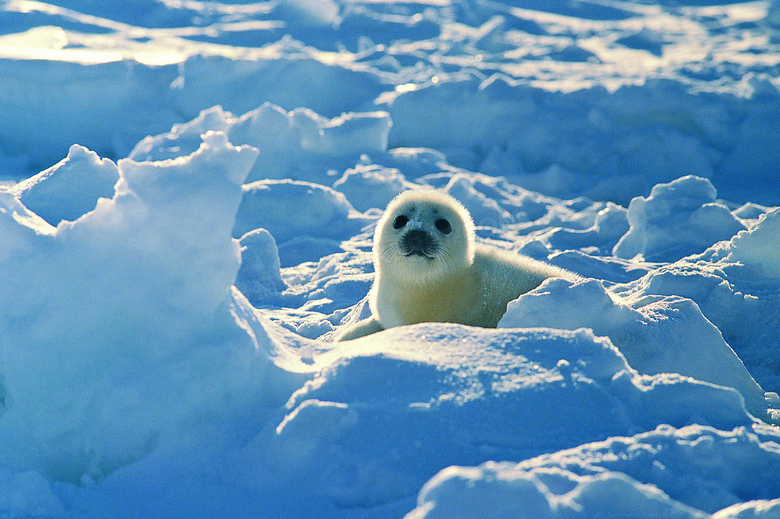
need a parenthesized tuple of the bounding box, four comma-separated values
(332, 164, 416, 212)
(129, 106, 235, 163)
(443, 174, 514, 228)
(235, 103, 391, 183)
(234, 179, 371, 266)
(724, 208, 780, 279)
(290, 108, 391, 157)
(613, 176, 746, 262)
(499, 278, 767, 419)
(409, 424, 780, 518)
(235, 179, 356, 241)
(132, 102, 392, 186)
(12, 144, 119, 225)
(236, 228, 287, 307)
(0, 188, 57, 244)
(409, 468, 706, 519)
(246, 325, 755, 509)
(610, 255, 780, 398)
(0, 132, 267, 481)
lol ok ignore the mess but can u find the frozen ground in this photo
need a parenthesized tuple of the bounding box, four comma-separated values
(1, 0, 780, 517)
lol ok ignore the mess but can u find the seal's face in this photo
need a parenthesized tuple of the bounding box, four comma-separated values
(395, 214, 447, 259)
(375, 190, 475, 283)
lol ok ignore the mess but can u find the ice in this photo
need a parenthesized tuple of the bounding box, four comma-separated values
(0, 131, 274, 482)
(409, 468, 708, 519)
(131, 103, 392, 185)
(170, 53, 384, 131)
(443, 174, 515, 228)
(408, 424, 780, 519)
(292, 109, 392, 157)
(717, 107, 780, 204)
(2, 0, 780, 517)
(129, 106, 236, 163)
(235, 228, 287, 307)
(611, 213, 780, 393)
(0, 469, 64, 518)
(499, 277, 768, 418)
(613, 176, 746, 262)
(333, 164, 417, 212)
(274, 0, 340, 27)
(384, 76, 780, 206)
(234, 178, 371, 266)
(247, 325, 758, 510)
(11, 144, 119, 226)
(724, 208, 780, 280)
(713, 499, 780, 519)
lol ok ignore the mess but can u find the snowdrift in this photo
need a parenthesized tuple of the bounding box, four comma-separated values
(2, 101, 780, 519)
(1, 0, 780, 518)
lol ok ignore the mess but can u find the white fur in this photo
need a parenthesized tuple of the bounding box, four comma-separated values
(335, 190, 576, 341)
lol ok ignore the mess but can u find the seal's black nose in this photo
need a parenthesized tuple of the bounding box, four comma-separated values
(405, 230, 429, 249)
(401, 230, 435, 257)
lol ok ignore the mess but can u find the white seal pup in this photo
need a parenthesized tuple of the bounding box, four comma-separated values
(335, 189, 577, 341)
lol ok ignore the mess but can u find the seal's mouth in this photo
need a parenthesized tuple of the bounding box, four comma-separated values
(405, 249, 435, 259)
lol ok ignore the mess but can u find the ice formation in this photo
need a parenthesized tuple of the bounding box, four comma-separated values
(0, 0, 779, 517)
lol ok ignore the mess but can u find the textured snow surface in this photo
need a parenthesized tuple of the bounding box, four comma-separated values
(0, 0, 779, 517)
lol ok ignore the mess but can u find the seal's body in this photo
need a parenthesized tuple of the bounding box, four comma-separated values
(335, 190, 575, 341)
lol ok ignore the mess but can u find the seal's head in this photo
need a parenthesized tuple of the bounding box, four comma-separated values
(374, 190, 475, 284)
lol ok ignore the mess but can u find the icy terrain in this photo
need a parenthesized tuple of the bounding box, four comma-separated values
(1, 0, 780, 517)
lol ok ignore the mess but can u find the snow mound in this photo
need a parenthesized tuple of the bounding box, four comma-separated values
(611, 214, 780, 394)
(409, 424, 780, 519)
(234, 178, 371, 266)
(0, 132, 301, 482)
(725, 208, 780, 279)
(499, 278, 767, 419)
(130, 103, 391, 185)
(12, 144, 119, 226)
(236, 228, 287, 307)
(247, 324, 758, 510)
(613, 176, 746, 262)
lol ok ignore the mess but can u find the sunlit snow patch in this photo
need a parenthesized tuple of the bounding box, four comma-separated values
(0, 131, 304, 482)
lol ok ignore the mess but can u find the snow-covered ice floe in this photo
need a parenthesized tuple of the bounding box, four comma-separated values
(1, 0, 780, 518)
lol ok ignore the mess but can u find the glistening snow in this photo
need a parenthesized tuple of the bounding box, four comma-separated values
(1, 0, 780, 518)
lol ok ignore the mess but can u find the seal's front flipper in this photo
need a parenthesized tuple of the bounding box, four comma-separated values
(335, 317, 384, 341)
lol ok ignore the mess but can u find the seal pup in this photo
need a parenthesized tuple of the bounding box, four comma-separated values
(335, 189, 576, 341)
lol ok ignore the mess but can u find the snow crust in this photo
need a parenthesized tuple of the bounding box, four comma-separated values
(725, 208, 780, 279)
(1, 0, 780, 518)
(613, 175, 746, 262)
(410, 424, 780, 519)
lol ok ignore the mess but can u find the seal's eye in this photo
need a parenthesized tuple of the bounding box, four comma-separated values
(435, 218, 452, 234)
(393, 215, 409, 229)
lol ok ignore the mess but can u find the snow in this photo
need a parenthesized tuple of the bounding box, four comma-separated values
(725, 208, 780, 279)
(613, 175, 746, 263)
(0, 0, 779, 517)
(0, 131, 266, 483)
(499, 277, 767, 417)
(11, 144, 119, 226)
(410, 424, 780, 519)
